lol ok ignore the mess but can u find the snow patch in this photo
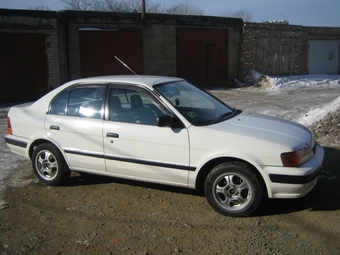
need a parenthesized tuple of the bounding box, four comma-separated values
(297, 96, 340, 126)
(236, 70, 340, 90)
(272, 75, 340, 89)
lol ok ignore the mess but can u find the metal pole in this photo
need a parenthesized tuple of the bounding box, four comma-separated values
(141, 0, 146, 21)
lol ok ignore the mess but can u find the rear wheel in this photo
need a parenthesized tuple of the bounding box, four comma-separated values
(205, 162, 263, 217)
(32, 143, 70, 186)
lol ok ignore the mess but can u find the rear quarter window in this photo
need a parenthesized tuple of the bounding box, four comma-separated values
(49, 91, 68, 115)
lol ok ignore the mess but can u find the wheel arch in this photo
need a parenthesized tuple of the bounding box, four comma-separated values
(195, 157, 267, 197)
(30, 139, 71, 186)
(29, 139, 64, 161)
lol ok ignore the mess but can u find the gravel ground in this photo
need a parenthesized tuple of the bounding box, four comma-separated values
(0, 85, 339, 255)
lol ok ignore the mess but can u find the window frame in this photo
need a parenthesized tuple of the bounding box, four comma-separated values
(48, 83, 108, 120)
(105, 83, 178, 126)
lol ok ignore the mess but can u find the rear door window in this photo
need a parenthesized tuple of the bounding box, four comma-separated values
(49, 85, 106, 119)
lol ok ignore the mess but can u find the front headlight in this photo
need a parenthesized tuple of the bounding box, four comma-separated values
(281, 147, 313, 167)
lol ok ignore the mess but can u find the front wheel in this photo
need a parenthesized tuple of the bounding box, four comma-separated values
(32, 143, 70, 186)
(205, 162, 263, 217)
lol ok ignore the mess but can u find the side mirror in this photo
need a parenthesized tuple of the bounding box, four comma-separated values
(157, 115, 174, 127)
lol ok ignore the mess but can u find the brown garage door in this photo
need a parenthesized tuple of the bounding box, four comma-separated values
(176, 28, 228, 87)
(79, 30, 143, 77)
(0, 33, 48, 103)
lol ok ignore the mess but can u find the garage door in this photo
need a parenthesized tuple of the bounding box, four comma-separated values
(176, 28, 229, 87)
(256, 38, 295, 76)
(79, 30, 143, 77)
(0, 33, 48, 103)
(308, 40, 339, 74)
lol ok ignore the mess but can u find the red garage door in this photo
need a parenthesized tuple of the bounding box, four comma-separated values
(177, 28, 229, 87)
(79, 30, 143, 77)
(0, 33, 48, 103)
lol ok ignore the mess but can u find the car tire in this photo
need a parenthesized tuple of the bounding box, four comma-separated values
(32, 143, 70, 186)
(205, 162, 263, 217)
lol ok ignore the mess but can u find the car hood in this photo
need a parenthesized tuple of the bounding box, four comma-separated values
(213, 112, 313, 149)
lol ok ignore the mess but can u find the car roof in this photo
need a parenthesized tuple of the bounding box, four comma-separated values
(30, 75, 185, 113)
(68, 75, 184, 89)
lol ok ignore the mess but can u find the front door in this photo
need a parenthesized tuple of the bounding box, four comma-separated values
(103, 86, 190, 186)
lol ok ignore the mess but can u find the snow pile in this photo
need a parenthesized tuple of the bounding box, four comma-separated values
(235, 69, 340, 90)
(234, 69, 268, 88)
(237, 71, 340, 146)
(272, 75, 340, 89)
(303, 97, 340, 145)
(263, 20, 289, 25)
(298, 96, 340, 126)
(234, 70, 276, 89)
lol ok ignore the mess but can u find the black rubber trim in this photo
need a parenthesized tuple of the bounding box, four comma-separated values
(105, 155, 196, 171)
(269, 165, 322, 184)
(64, 149, 196, 171)
(64, 149, 104, 159)
(5, 137, 27, 148)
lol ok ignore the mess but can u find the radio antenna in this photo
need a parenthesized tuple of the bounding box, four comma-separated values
(114, 56, 139, 77)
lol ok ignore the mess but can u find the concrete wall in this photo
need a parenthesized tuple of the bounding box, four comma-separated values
(143, 23, 177, 76)
(58, 11, 243, 85)
(142, 15, 243, 81)
(2, 8, 339, 101)
(228, 25, 242, 82)
(0, 9, 242, 95)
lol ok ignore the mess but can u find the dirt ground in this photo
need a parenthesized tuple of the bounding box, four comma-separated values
(1, 86, 340, 255)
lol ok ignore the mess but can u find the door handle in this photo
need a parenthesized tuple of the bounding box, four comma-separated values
(106, 132, 119, 138)
(50, 125, 60, 130)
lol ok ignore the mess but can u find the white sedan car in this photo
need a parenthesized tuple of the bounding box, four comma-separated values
(5, 75, 324, 217)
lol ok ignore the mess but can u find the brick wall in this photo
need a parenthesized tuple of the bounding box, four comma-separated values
(240, 23, 306, 78)
(240, 22, 340, 80)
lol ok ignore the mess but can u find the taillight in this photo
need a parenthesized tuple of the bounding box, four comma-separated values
(7, 117, 13, 135)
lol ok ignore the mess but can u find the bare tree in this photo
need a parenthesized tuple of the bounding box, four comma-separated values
(165, 2, 203, 15)
(99, 0, 162, 12)
(60, 0, 102, 11)
(222, 9, 252, 22)
(60, 0, 202, 15)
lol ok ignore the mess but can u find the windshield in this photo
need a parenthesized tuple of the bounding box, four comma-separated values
(155, 81, 238, 126)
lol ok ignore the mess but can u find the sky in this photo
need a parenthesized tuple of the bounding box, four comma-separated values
(1, 0, 340, 27)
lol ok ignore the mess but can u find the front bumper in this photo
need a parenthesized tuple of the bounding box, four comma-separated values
(263, 143, 324, 199)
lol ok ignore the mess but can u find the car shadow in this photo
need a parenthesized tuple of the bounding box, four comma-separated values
(65, 171, 202, 196)
(63, 147, 340, 216)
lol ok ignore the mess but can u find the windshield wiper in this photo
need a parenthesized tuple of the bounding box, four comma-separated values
(214, 108, 240, 123)
(215, 111, 234, 123)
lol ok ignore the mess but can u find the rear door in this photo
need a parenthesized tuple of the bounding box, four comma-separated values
(45, 84, 106, 172)
(103, 85, 191, 186)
